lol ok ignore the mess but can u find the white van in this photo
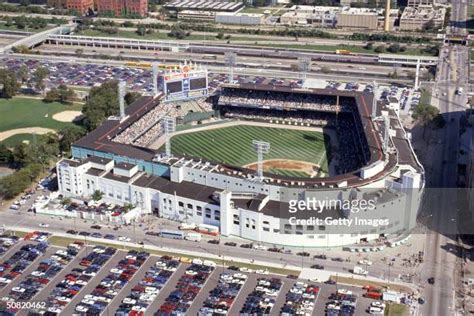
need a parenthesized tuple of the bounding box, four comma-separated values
(185, 233, 202, 242)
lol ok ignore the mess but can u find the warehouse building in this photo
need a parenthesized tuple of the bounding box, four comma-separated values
(164, 0, 244, 13)
(215, 12, 265, 25)
(399, 5, 446, 31)
(177, 10, 216, 22)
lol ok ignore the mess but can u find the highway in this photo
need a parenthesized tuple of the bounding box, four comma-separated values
(418, 0, 469, 315)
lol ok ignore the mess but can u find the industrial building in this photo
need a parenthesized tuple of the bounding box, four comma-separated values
(215, 12, 265, 25)
(280, 5, 338, 27)
(399, 5, 446, 31)
(177, 10, 216, 22)
(407, 0, 437, 7)
(336, 7, 398, 30)
(164, 0, 244, 13)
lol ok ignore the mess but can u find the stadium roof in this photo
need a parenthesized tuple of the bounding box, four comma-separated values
(73, 85, 417, 188)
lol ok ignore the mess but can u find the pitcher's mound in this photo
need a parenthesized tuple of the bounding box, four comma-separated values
(52, 111, 83, 122)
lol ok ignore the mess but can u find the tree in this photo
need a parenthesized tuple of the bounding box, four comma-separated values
(44, 88, 60, 103)
(18, 64, 29, 84)
(57, 84, 76, 104)
(168, 25, 188, 39)
(58, 125, 85, 152)
(0, 144, 13, 164)
(374, 45, 385, 53)
(321, 66, 331, 73)
(0, 69, 20, 99)
(124, 91, 142, 106)
(60, 197, 72, 206)
(91, 190, 104, 201)
(364, 42, 374, 50)
(33, 66, 49, 95)
(12, 142, 30, 167)
(216, 32, 224, 39)
(136, 25, 146, 36)
(75, 48, 84, 56)
(412, 102, 440, 141)
(387, 43, 401, 53)
(11, 45, 31, 54)
(82, 80, 120, 131)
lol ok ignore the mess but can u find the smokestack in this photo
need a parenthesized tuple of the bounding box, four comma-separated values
(118, 80, 126, 120)
(384, 0, 390, 32)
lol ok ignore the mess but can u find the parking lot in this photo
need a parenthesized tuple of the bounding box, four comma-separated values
(0, 232, 394, 316)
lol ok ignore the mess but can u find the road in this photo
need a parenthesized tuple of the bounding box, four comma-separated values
(418, 0, 469, 315)
(0, 207, 415, 286)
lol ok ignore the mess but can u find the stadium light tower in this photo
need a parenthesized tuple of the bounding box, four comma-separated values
(371, 81, 378, 119)
(252, 140, 270, 180)
(118, 80, 126, 120)
(163, 116, 176, 158)
(152, 63, 159, 97)
(298, 57, 311, 80)
(224, 52, 237, 83)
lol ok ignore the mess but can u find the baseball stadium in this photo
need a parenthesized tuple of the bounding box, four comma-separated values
(56, 68, 425, 247)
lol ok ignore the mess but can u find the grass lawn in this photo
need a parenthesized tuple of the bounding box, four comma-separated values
(0, 97, 82, 132)
(165, 124, 329, 174)
(419, 88, 432, 105)
(1, 134, 35, 147)
(0, 22, 51, 33)
(384, 303, 409, 316)
(80, 29, 286, 42)
(468, 5, 474, 34)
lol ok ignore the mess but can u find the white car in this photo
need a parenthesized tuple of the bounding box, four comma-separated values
(12, 287, 25, 293)
(39, 223, 49, 228)
(47, 307, 62, 313)
(123, 298, 136, 305)
(358, 259, 373, 266)
(256, 269, 269, 275)
(164, 266, 177, 272)
(185, 270, 198, 276)
(118, 236, 131, 242)
(371, 301, 386, 308)
(253, 244, 267, 251)
(0, 278, 12, 284)
(75, 305, 89, 312)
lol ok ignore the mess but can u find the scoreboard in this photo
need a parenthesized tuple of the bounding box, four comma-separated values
(160, 64, 208, 102)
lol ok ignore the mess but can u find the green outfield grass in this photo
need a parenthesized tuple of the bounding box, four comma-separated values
(166, 124, 330, 176)
(0, 97, 82, 132)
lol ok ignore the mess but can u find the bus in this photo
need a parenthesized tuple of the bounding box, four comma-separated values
(159, 230, 185, 240)
(336, 49, 352, 55)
